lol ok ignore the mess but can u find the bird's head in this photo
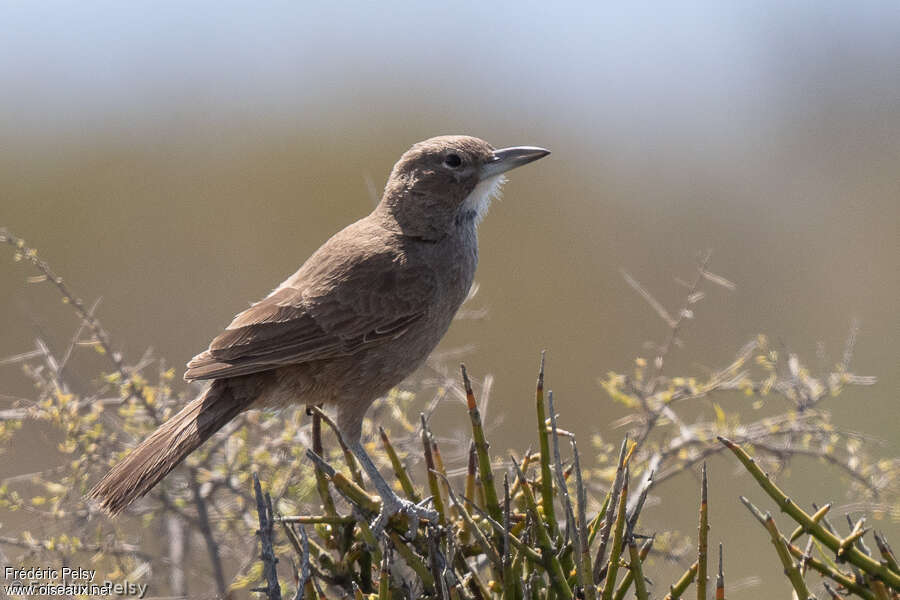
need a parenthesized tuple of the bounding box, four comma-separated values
(378, 135, 549, 240)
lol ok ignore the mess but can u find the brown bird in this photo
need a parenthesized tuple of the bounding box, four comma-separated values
(89, 135, 549, 531)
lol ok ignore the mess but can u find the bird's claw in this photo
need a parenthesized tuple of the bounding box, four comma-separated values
(370, 495, 438, 538)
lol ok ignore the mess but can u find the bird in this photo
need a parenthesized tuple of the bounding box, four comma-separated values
(89, 135, 550, 532)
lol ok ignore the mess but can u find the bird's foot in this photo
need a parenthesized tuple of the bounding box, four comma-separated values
(370, 494, 438, 538)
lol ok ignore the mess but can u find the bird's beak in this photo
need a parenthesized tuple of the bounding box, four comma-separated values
(480, 146, 551, 180)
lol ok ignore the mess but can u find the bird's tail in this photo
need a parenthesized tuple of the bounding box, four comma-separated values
(89, 380, 248, 515)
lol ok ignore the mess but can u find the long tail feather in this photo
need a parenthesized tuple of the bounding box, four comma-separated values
(89, 380, 246, 515)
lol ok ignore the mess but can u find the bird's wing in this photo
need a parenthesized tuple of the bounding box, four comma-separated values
(184, 249, 436, 381)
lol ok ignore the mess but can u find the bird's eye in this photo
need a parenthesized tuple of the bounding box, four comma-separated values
(443, 153, 462, 168)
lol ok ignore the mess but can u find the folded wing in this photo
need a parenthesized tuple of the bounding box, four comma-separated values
(185, 250, 436, 381)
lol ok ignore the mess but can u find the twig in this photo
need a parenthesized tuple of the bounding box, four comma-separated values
(190, 471, 228, 598)
(0, 228, 155, 417)
(548, 390, 577, 549)
(166, 514, 187, 598)
(254, 473, 282, 600)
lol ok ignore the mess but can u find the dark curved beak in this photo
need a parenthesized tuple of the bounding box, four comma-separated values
(480, 146, 551, 180)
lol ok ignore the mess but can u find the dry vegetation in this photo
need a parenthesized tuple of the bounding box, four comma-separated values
(1, 228, 897, 599)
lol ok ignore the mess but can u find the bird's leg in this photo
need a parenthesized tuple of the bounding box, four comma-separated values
(347, 438, 438, 536)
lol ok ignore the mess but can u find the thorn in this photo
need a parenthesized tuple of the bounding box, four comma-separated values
(537, 350, 546, 390)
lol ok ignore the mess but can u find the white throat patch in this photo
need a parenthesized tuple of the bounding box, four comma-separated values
(462, 174, 507, 226)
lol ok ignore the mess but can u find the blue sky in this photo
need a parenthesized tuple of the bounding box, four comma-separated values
(3, 1, 897, 141)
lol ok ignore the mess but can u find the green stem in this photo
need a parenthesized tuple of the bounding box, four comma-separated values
(388, 531, 434, 590)
(311, 409, 338, 518)
(741, 496, 812, 600)
(663, 562, 698, 600)
(379, 426, 420, 502)
(421, 414, 447, 525)
(784, 534, 875, 600)
(377, 549, 391, 600)
(462, 364, 502, 524)
(719, 436, 900, 590)
(510, 454, 573, 599)
(697, 462, 709, 600)
(593, 437, 630, 584)
(612, 538, 653, 600)
(628, 537, 650, 600)
(600, 470, 629, 600)
(535, 351, 559, 538)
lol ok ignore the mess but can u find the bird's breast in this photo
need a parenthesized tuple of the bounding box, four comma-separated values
(397, 229, 478, 354)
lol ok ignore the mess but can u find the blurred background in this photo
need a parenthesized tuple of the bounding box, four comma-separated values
(1, 1, 898, 597)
